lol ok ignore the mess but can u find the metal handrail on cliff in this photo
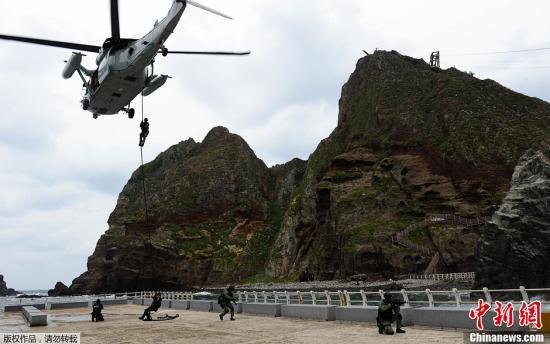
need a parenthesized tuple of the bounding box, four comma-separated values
(392, 214, 492, 256)
(407, 272, 476, 281)
(426, 214, 491, 227)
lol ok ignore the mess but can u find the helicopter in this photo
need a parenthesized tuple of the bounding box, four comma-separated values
(0, 0, 250, 119)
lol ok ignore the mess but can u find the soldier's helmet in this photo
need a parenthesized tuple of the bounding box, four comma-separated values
(383, 293, 393, 301)
(228, 285, 235, 291)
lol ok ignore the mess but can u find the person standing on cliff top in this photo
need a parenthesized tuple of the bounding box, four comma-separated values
(139, 292, 162, 321)
(218, 286, 237, 321)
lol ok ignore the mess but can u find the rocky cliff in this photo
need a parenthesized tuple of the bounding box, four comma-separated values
(70, 127, 305, 294)
(0, 275, 17, 296)
(48, 281, 71, 297)
(475, 147, 550, 288)
(268, 50, 550, 280)
(70, 51, 550, 293)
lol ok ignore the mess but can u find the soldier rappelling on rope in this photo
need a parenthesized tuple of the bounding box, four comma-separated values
(139, 118, 150, 147)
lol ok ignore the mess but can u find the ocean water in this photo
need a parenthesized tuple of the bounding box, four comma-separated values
(0, 290, 49, 307)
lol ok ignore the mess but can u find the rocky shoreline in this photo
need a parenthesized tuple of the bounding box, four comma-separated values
(0, 275, 17, 297)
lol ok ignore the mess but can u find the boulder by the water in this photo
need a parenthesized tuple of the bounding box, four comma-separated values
(48, 281, 72, 296)
(475, 148, 550, 289)
(0, 275, 18, 296)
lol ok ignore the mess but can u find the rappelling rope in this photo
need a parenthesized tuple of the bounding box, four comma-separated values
(134, 93, 153, 292)
(140, 94, 150, 223)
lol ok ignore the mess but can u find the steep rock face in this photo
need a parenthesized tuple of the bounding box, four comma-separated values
(72, 51, 550, 292)
(70, 127, 304, 294)
(0, 275, 17, 296)
(475, 148, 550, 288)
(48, 282, 71, 297)
(269, 50, 550, 280)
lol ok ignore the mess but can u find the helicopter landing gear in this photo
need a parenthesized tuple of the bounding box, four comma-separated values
(161, 46, 169, 57)
(123, 107, 135, 119)
(93, 113, 99, 119)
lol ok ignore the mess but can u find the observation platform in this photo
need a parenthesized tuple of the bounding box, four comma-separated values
(0, 304, 467, 344)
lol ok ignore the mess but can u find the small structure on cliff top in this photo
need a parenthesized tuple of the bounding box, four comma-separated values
(430, 51, 440, 68)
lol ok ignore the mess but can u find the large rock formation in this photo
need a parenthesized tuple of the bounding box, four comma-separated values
(71, 51, 550, 293)
(0, 275, 17, 296)
(48, 282, 71, 297)
(268, 50, 550, 280)
(475, 147, 550, 288)
(70, 127, 305, 294)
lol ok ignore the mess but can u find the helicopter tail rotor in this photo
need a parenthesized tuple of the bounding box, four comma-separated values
(186, 0, 233, 20)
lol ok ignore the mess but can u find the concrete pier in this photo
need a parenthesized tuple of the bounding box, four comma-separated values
(281, 304, 336, 321)
(242, 303, 283, 317)
(334, 306, 413, 326)
(100, 299, 130, 306)
(189, 301, 213, 312)
(49, 301, 89, 310)
(170, 300, 189, 310)
(22, 306, 47, 326)
(412, 307, 528, 331)
(4, 304, 46, 312)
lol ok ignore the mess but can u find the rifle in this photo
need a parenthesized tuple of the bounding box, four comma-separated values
(391, 300, 406, 307)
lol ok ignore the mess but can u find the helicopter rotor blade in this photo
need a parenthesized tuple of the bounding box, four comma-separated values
(160, 50, 250, 56)
(0, 34, 101, 53)
(186, 0, 233, 20)
(111, 0, 121, 38)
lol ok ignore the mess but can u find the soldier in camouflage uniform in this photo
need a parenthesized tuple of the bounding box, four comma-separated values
(377, 293, 406, 335)
(218, 286, 237, 321)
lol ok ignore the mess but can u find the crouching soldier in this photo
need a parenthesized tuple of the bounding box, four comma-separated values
(139, 292, 162, 321)
(91, 299, 104, 322)
(377, 293, 406, 335)
(218, 286, 237, 321)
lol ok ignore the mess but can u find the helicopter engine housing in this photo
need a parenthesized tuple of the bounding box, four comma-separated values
(62, 53, 82, 79)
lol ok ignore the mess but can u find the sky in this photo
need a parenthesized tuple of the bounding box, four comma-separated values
(1, 0, 550, 290)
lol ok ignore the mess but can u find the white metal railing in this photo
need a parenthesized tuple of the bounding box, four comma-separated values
(6, 287, 550, 311)
(3, 291, 140, 307)
(89, 287, 550, 310)
(225, 287, 550, 309)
